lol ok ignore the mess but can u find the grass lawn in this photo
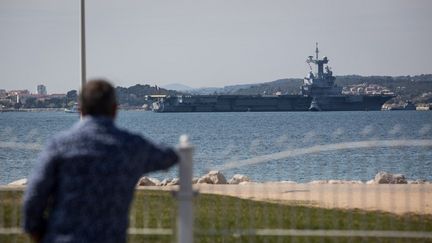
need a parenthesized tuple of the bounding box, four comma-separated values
(1, 189, 431, 242)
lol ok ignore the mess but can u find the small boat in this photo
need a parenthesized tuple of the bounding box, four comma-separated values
(309, 98, 321, 111)
(65, 103, 79, 113)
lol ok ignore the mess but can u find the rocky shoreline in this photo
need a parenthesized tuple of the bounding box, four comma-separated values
(135, 171, 431, 186)
(6, 171, 431, 187)
(5, 171, 431, 215)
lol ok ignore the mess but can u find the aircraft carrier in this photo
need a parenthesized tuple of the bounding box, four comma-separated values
(152, 44, 393, 112)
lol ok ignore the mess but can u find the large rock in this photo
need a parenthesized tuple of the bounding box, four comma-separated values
(228, 174, 250, 184)
(137, 177, 159, 186)
(8, 178, 27, 186)
(366, 180, 375, 185)
(373, 172, 407, 184)
(167, 178, 180, 186)
(197, 177, 212, 184)
(160, 178, 173, 186)
(197, 171, 227, 184)
(408, 179, 430, 184)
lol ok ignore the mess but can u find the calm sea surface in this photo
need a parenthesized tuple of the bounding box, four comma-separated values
(1, 111, 431, 185)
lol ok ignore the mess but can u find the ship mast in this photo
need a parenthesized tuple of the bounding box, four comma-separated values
(315, 42, 319, 60)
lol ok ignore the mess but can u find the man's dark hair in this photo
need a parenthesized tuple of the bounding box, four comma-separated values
(79, 79, 117, 116)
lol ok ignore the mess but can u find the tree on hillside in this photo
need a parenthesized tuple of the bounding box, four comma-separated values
(115, 84, 180, 107)
(66, 90, 78, 102)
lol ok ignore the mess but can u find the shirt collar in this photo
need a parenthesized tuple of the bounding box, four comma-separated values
(80, 115, 115, 127)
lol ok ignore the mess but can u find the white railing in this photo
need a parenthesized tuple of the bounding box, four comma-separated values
(176, 135, 194, 243)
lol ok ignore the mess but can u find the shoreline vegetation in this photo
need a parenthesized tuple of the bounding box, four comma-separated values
(1, 107, 431, 113)
(0, 107, 148, 112)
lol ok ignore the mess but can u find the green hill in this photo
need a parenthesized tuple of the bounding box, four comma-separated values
(229, 75, 432, 104)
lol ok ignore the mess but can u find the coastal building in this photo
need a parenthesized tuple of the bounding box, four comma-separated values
(8, 90, 30, 96)
(0, 89, 6, 98)
(37, 84, 47, 95)
(342, 84, 394, 96)
(49, 93, 66, 98)
(416, 104, 432, 111)
(0, 97, 12, 107)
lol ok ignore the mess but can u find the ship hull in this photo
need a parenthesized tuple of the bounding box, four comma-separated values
(152, 45, 396, 113)
(152, 95, 393, 112)
(154, 95, 312, 112)
(313, 95, 393, 111)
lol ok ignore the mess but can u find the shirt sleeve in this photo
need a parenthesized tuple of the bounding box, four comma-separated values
(22, 139, 59, 234)
(140, 140, 179, 173)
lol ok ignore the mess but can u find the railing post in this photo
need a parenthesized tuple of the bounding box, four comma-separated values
(80, 0, 87, 89)
(177, 135, 194, 243)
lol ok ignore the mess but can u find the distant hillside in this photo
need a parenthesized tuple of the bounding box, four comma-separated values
(233, 79, 303, 95)
(188, 83, 255, 95)
(226, 75, 432, 104)
(337, 75, 432, 104)
(162, 83, 193, 91)
(335, 75, 432, 101)
(57, 74, 431, 108)
(115, 84, 180, 107)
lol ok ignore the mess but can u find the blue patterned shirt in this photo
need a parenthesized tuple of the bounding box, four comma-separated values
(23, 116, 179, 243)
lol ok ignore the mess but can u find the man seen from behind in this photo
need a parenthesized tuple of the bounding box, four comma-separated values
(23, 79, 179, 243)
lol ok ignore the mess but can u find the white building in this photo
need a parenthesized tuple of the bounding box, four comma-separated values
(37, 84, 47, 95)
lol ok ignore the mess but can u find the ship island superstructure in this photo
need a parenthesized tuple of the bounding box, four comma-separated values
(152, 44, 393, 112)
(299, 43, 393, 111)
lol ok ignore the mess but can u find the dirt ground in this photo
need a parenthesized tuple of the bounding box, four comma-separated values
(4, 183, 431, 215)
(143, 183, 432, 215)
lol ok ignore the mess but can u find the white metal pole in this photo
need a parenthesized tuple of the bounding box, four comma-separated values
(177, 135, 194, 243)
(80, 0, 87, 89)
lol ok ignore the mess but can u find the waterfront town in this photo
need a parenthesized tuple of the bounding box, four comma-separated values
(1, 82, 431, 112)
(0, 85, 76, 111)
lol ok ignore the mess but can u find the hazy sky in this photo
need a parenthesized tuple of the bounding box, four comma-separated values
(1, 0, 431, 93)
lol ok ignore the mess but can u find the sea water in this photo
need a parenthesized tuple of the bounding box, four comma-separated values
(1, 111, 431, 184)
